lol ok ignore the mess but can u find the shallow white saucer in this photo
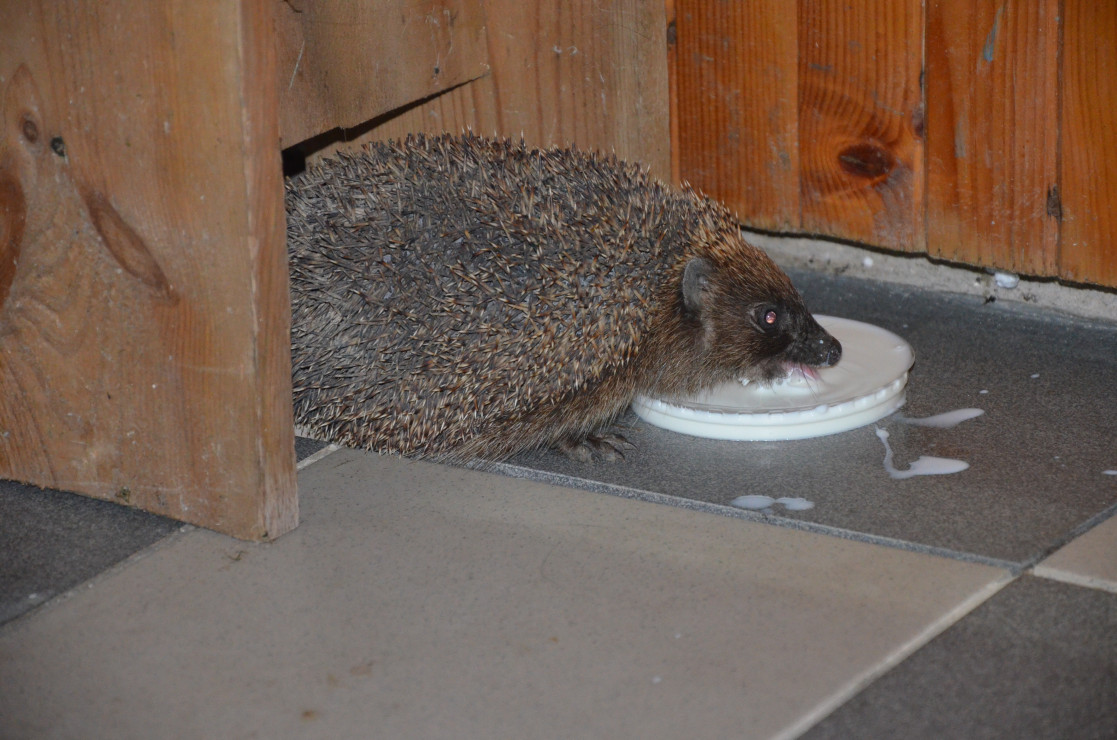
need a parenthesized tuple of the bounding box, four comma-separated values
(631, 316, 914, 441)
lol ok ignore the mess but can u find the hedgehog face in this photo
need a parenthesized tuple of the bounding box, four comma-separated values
(737, 299, 843, 383)
(680, 255, 842, 384)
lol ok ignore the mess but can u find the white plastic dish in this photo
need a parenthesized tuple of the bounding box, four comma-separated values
(632, 315, 914, 441)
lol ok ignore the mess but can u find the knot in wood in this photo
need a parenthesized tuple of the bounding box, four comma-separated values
(20, 115, 38, 144)
(838, 143, 893, 180)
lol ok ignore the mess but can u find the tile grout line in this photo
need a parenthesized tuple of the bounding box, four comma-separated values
(1028, 567, 1117, 595)
(484, 461, 1024, 573)
(1025, 498, 1117, 594)
(772, 574, 1017, 740)
(1018, 498, 1117, 573)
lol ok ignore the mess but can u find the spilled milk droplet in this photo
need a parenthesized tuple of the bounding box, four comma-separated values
(730, 495, 815, 512)
(899, 456, 970, 477)
(898, 408, 984, 428)
(775, 497, 815, 511)
(730, 495, 775, 510)
(875, 427, 970, 480)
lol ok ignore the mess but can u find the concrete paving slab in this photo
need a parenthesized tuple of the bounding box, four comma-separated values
(0, 449, 1007, 740)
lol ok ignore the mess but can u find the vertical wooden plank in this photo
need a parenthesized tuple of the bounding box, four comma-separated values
(1059, 1, 1117, 287)
(798, 0, 925, 251)
(478, 0, 670, 174)
(666, 0, 680, 185)
(335, 73, 502, 146)
(925, 0, 1059, 274)
(275, 0, 491, 148)
(0, 0, 296, 539)
(297, 0, 670, 178)
(672, 0, 800, 230)
(242, 0, 300, 537)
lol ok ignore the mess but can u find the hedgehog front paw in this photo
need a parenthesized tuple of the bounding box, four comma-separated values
(557, 433, 635, 463)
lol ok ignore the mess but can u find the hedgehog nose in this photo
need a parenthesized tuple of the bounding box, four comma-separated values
(821, 336, 842, 367)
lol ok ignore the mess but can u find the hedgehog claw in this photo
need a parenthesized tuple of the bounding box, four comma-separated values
(558, 433, 634, 463)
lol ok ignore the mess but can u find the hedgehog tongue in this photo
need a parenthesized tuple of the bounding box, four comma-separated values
(783, 363, 821, 382)
(737, 363, 820, 388)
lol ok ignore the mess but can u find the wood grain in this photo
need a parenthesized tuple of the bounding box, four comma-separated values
(798, 0, 924, 251)
(481, 0, 669, 172)
(0, 0, 296, 539)
(925, 0, 1059, 274)
(1058, 1, 1117, 287)
(668, 0, 1114, 288)
(276, 0, 491, 147)
(244, 0, 300, 536)
(298, 0, 671, 179)
(671, 0, 800, 230)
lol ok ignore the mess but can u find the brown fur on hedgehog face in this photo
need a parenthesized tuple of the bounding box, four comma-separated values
(639, 232, 841, 398)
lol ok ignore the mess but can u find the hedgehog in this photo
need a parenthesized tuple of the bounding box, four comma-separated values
(286, 132, 841, 463)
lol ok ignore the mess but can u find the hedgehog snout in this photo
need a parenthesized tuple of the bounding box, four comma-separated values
(819, 334, 842, 367)
(784, 327, 842, 368)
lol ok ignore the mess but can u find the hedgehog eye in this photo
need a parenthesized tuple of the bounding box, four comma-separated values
(755, 305, 780, 332)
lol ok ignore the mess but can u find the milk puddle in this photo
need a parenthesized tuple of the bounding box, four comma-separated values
(875, 428, 970, 479)
(730, 495, 815, 512)
(895, 408, 984, 428)
(876, 408, 984, 479)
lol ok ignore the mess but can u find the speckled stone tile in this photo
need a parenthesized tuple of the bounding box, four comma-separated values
(802, 576, 1117, 740)
(0, 449, 1008, 740)
(1034, 509, 1117, 592)
(295, 435, 329, 462)
(505, 270, 1117, 567)
(0, 480, 180, 626)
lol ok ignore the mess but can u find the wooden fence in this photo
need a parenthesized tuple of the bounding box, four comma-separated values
(671, 0, 1117, 289)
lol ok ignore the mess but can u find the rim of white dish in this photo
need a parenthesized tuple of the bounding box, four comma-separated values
(631, 315, 914, 441)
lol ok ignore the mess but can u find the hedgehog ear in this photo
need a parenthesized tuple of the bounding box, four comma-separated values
(682, 257, 712, 315)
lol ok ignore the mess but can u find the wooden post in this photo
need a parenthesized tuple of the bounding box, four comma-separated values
(0, 0, 297, 540)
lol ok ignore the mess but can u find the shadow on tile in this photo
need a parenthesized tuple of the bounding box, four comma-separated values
(0, 480, 180, 625)
(1, 438, 328, 626)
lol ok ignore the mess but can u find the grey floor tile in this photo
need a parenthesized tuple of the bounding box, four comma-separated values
(0, 480, 179, 626)
(0, 449, 1008, 740)
(802, 575, 1117, 740)
(295, 435, 329, 462)
(506, 270, 1117, 567)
